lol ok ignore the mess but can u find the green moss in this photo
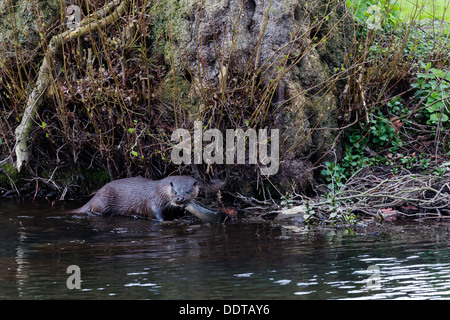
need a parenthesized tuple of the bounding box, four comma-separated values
(0, 163, 21, 187)
(0, 0, 60, 57)
(151, 0, 181, 63)
(0, 162, 109, 196)
(79, 168, 111, 192)
(156, 69, 197, 114)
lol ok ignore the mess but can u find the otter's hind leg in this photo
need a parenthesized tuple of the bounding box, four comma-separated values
(87, 188, 115, 215)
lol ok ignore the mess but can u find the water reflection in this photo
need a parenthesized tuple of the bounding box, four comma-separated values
(1, 199, 450, 299)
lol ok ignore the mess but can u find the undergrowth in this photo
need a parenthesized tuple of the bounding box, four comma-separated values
(302, 0, 450, 224)
(0, 0, 349, 196)
(321, 0, 449, 192)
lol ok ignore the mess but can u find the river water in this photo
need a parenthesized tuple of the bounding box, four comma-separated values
(1, 199, 450, 300)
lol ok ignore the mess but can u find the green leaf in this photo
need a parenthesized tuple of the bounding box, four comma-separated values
(426, 102, 444, 113)
(431, 68, 445, 78)
(429, 113, 440, 124)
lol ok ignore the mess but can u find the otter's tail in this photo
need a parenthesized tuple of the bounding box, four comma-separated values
(63, 201, 91, 214)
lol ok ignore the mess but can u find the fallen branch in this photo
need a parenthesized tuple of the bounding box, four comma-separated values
(273, 168, 450, 225)
(338, 171, 450, 210)
(321, 170, 450, 218)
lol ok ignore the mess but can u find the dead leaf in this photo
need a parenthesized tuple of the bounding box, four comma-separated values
(380, 208, 398, 221)
(221, 208, 237, 216)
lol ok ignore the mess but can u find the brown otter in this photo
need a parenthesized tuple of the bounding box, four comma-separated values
(67, 176, 199, 221)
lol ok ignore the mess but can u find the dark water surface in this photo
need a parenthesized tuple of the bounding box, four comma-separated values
(1, 199, 450, 300)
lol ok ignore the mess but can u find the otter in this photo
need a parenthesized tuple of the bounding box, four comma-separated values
(68, 176, 199, 221)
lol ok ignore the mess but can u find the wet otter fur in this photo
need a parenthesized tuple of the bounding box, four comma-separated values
(68, 176, 199, 221)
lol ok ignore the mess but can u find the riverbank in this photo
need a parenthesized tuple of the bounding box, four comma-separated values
(1, 160, 450, 227)
(1, 1, 449, 223)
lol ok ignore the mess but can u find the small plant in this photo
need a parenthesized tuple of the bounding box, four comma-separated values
(327, 205, 357, 225)
(280, 193, 294, 209)
(303, 200, 316, 223)
(321, 161, 347, 192)
(346, 0, 400, 30)
(400, 155, 416, 169)
(411, 61, 450, 126)
(335, 110, 403, 187)
(388, 96, 409, 118)
(420, 158, 431, 170)
(433, 167, 446, 176)
(368, 111, 400, 146)
(341, 210, 358, 225)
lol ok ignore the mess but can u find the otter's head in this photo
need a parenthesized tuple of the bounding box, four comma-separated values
(169, 178, 199, 207)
